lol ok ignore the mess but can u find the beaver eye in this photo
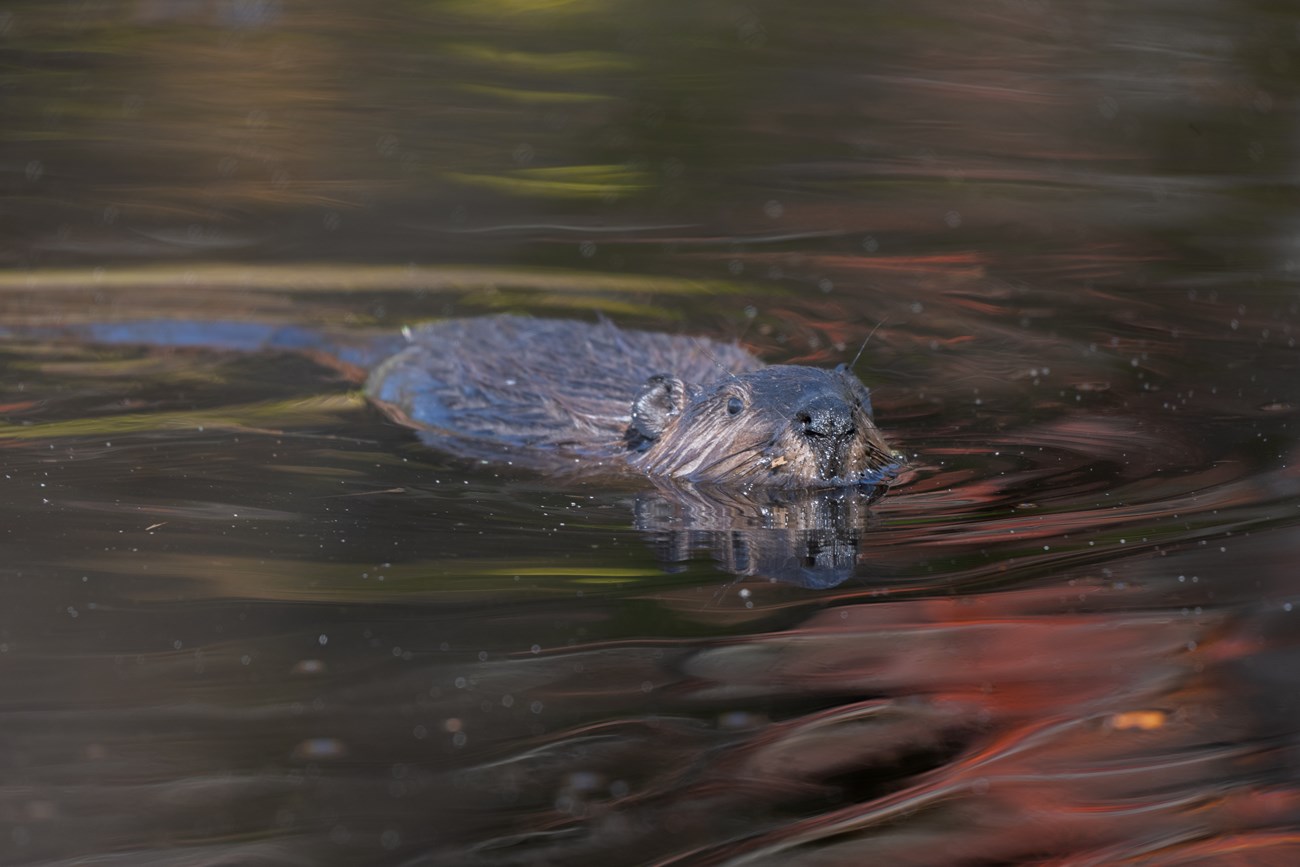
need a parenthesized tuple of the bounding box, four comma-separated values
(726, 396, 744, 416)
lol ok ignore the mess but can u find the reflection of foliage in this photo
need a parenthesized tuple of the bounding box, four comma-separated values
(0, 0, 922, 262)
(3, 0, 1299, 275)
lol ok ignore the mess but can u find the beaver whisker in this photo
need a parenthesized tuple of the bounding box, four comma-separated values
(850, 318, 889, 372)
(689, 335, 745, 386)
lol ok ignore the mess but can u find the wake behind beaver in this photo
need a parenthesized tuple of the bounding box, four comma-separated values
(0, 313, 900, 489)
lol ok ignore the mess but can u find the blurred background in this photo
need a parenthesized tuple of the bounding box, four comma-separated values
(2, 1, 1300, 865)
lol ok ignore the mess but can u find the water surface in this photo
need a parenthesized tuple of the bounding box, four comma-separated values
(2, 1, 1300, 865)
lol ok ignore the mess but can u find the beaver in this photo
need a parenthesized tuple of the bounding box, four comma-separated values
(367, 315, 897, 488)
(1, 314, 898, 488)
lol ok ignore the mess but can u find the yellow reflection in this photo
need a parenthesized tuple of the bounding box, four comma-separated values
(446, 165, 651, 199)
(1108, 710, 1169, 731)
(441, 44, 632, 73)
(457, 84, 614, 104)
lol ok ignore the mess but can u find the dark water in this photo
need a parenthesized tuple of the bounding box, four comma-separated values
(3, 1, 1300, 865)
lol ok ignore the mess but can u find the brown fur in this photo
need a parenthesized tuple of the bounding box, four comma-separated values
(366, 315, 897, 488)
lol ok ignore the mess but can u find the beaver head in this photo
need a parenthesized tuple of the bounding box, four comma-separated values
(625, 364, 897, 488)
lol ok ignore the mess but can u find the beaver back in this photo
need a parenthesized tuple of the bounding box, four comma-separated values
(366, 315, 763, 459)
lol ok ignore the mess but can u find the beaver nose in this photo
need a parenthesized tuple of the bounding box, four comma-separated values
(797, 396, 855, 439)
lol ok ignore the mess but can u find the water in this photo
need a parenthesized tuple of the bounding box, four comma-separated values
(3, 1, 1300, 864)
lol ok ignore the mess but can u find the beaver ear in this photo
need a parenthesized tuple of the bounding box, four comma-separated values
(631, 374, 686, 440)
(836, 365, 875, 419)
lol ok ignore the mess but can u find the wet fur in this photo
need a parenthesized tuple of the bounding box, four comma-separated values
(367, 315, 896, 488)
(631, 365, 893, 487)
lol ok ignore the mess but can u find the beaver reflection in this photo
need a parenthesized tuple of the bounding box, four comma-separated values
(634, 479, 886, 588)
(369, 315, 899, 489)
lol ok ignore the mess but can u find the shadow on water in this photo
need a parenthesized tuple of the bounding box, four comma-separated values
(2, 0, 1300, 865)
